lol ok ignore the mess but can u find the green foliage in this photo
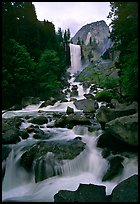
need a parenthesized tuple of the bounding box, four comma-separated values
(2, 2, 70, 109)
(100, 77, 119, 89)
(95, 90, 118, 103)
(108, 2, 138, 101)
(2, 39, 36, 108)
(36, 49, 66, 99)
(120, 39, 138, 100)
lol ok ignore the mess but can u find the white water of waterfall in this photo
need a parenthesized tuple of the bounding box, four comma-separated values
(2, 126, 138, 202)
(2, 44, 138, 202)
(68, 43, 82, 74)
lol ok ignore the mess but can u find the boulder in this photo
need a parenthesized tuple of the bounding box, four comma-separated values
(29, 116, 48, 125)
(34, 152, 62, 182)
(2, 128, 20, 144)
(84, 93, 95, 100)
(96, 103, 137, 129)
(111, 175, 138, 202)
(82, 81, 91, 89)
(102, 156, 124, 181)
(54, 113, 91, 128)
(20, 139, 85, 180)
(66, 106, 74, 115)
(54, 183, 107, 202)
(39, 98, 57, 108)
(21, 96, 40, 107)
(2, 117, 22, 129)
(97, 132, 136, 153)
(19, 130, 29, 139)
(74, 99, 96, 113)
(2, 145, 12, 161)
(70, 90, 78, 97)
(105, 113, 138, 146)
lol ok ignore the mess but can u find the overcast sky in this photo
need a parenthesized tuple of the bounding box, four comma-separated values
(33, 2, 111, 37)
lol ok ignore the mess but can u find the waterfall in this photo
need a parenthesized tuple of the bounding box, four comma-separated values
(69, 43, 82, 74)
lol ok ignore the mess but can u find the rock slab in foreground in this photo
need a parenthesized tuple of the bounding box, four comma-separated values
(111, 175, 138, 202)
(54, 183, 107, 202)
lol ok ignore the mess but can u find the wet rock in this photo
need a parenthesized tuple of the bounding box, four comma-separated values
(21, 96, 40, 107)
(19, 130, 29, 139)
(70, 90, 78, 97)
(2, 128, 21, 144)
(97, 132, 136, 153)
(60, 98, 68, 103)
(84, 93, 95, 100)
(111, 175, 138, 202)
(66, 106, 74, 115)
(54, 113, 91, 128)
(102, 156, 124, 181)
(2, 145, 12, 161)
(33, 132, 52, 140)
(105, 113, 138, 146)
(20, 139, 86, 177)
(2, 117, 23, 129)
(101, 148, 110, 158)
(74, 99, 96, 113)
(96, 103, 137, 129)
(34, 152, 62, 182)
(29, 116, 48, 125)
(39, 97, 57, 108)
(82, 81, 91, 89)
(54, 183, 107, 202)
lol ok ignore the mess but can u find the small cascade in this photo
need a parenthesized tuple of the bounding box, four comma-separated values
(68, 43, 82, 74)
(2, 40, 138, 202)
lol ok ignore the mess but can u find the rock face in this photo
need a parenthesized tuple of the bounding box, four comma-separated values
(54, 183, 107, 202)
(20, 140, 86, 182)
(72, 20, 112, 61)
(105, 113, 138, 146)
(96, 103, 137, 129)
(74, 99, 97, 113)
(111, 175, 138, 202)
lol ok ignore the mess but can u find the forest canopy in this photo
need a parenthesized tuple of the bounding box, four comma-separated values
(2, 2, 71, 109)
(108, 2, 138, 101)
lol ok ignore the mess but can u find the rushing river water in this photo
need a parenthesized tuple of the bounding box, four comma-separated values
(2, 44, 138, 202)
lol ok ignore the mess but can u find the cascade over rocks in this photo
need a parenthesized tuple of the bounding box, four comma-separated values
(20, 139, 86, 182)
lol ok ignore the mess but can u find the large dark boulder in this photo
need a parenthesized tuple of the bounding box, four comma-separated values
(102, 156, 124, 181)
(2, 117, 23, 144)
(39, 97, 57, 108)
(105, 113, 138, 146)
(2, 128, 21, 144)
(97, 132, 137, 153)
(54, 183, 108, 202)
(54, 113, 91, 128)
(111, 175, 138, 202)
(29, 116, 48, 125)
(66, 106, 74, 115)
(20, 139, 85, 181)
(74, 99, 97, 113)
(21, 96, 40, 107)
(2, 117, 23, 129)
(2, 145, 12, 161)
(96, 103, 137, 128)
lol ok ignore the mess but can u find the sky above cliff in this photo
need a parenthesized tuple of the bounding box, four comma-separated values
(33, 2, 111, 37)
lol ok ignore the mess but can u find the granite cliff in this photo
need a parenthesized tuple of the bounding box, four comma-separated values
(72, 20, 112, 62)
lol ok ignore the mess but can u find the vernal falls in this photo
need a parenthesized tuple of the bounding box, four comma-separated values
(2, 43, 138, 202)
